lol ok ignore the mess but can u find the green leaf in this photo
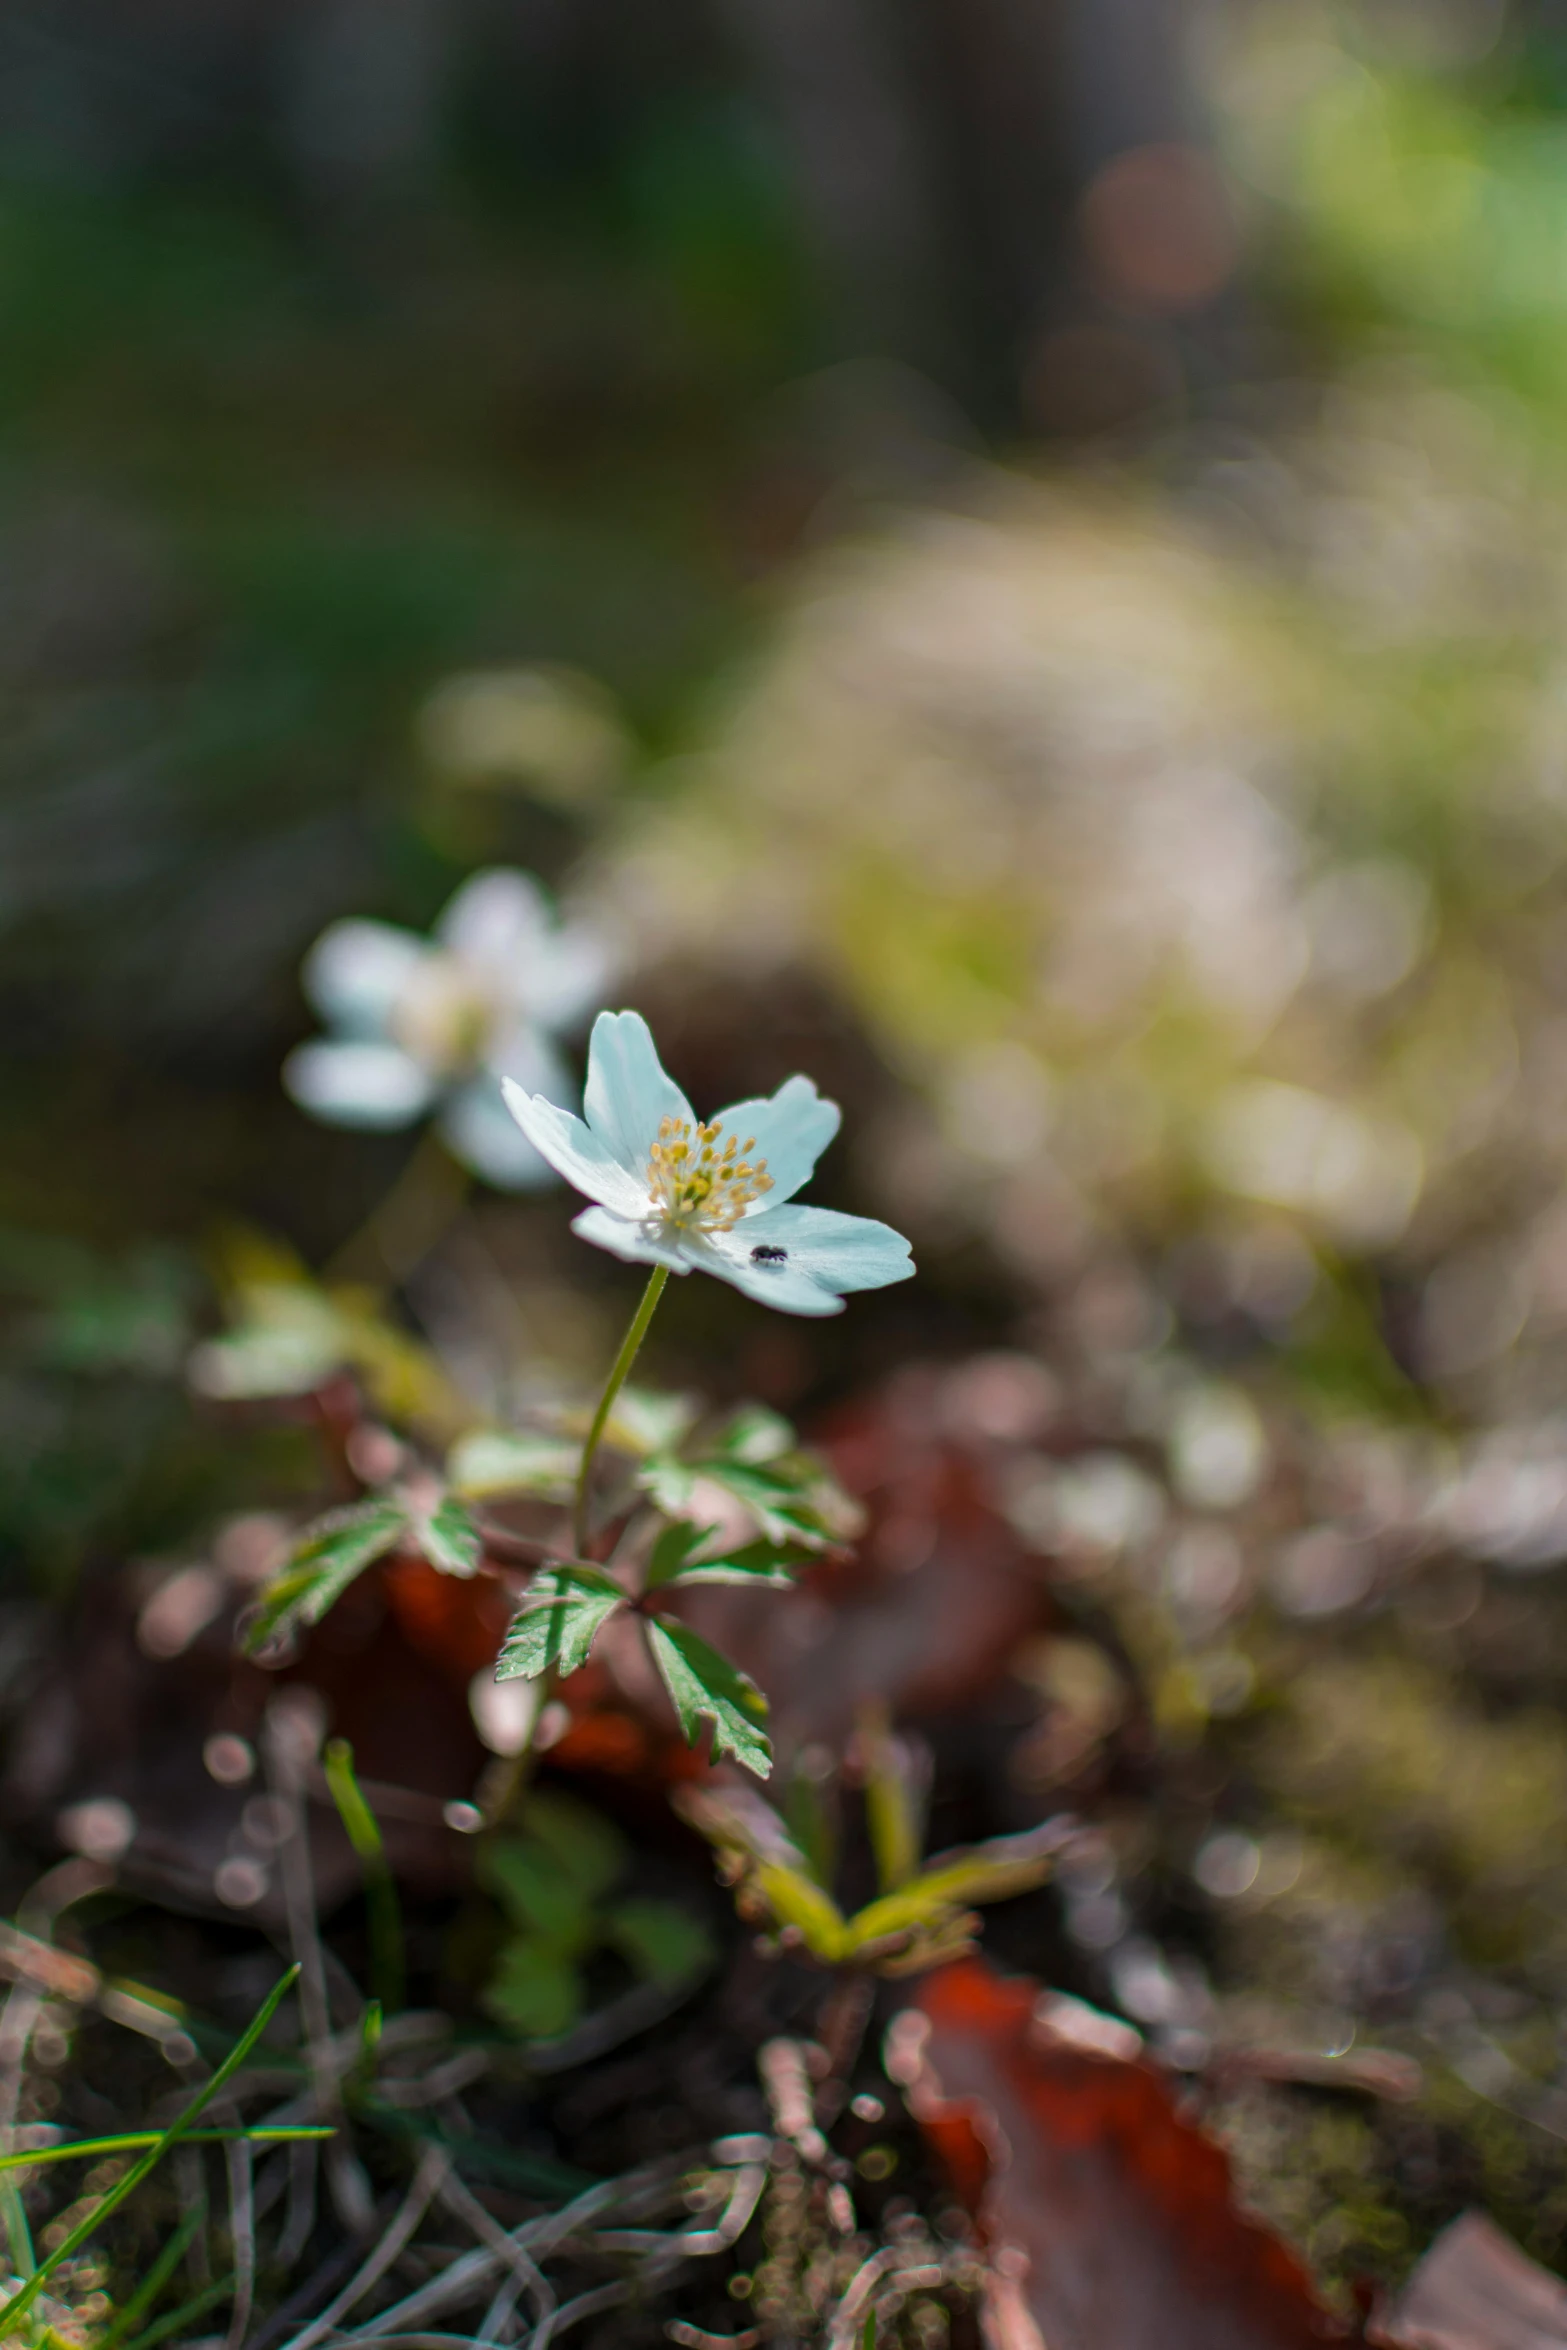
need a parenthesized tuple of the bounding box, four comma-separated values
(479, 1840, 595, 1946)
(645, 1521, 798, 1594)
(484, 1941, 584, 2038)
(519, 1793, 626, 1902)
(0, 1967, 302, 2344)
(860, 1711, 925, 1894)
(196, 1232, 468, 1432)
(644, 1520, 719, 1591)
(605, 1899, 714, 1988)
(244, 1498, 407, 1652)
(752, 1862, 848, 1959)
(711, 1404, 796, 1465)
(496, 1567, 624, 1681)
(842, 1824, 1065, 1953)
(646, 1618, 772, 1777)
(660, 1539, 799, 1591)
(639, 1454, 700, 1517)
(447, 1429, 578, 1500)
(414, 1492, 482, 1578)
(673, 1785, 844, 1953)
(689, 1457, 857, 1551)
(604, 1387, 700, 1457)
(189, 1313, 341, 1403)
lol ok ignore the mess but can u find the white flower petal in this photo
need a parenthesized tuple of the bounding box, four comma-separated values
(302, 920, 426, 1038)
(441, 1079, 558, 1190)
(712, 1075, 841, 1208)
(488, 1024, 575, 1105)
(582, 1009, 694, 1173)
(283, 1040, 433, 1128)
(570, 1205, 698, 1273)
(706, 1250, 847, 1316)
(708, 1203, 915, 1300)
(436, 868, 552, 974)
(500, 1079, 651, 1216)
(524, 920, 614, 1032)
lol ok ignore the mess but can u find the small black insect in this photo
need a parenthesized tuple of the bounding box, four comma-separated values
(750, 1243, 789, 1265)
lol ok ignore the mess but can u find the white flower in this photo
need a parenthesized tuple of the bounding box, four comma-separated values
(501, 1009, 915, 1317)
(284, 870, 608, 1189)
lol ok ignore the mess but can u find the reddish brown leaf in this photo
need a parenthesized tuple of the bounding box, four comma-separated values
(380, 1553, 514, 1683)
(1372, 2213, 1567, 2350)
(675, 1368, 1056, 1746)
(892, 1954, 1353, 2350)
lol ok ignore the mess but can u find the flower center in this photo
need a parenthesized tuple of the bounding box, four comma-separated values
(391, 960, 496, 1077)
(646, 1116, 774, 1231)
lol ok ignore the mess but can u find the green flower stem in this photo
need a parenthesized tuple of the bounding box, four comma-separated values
(573, 1265, 669, 1556)
(324, 1125, 470, 1289)
(323, 1738, 405, 2016)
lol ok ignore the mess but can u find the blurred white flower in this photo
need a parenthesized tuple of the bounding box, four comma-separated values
(284, 869, 609, 1189)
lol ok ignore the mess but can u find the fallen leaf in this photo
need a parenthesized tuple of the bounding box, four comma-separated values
(890, 1953, 1353, 2350)
(674, 1369, 1056, 1747)
(1371, 2212, 1567, 2350)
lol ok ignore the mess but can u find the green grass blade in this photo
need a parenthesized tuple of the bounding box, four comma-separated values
(115, 2271, 234, 2350)
(97, 2203, 206, 2350)
(0, 2127, 332, 2174)
(324, 1739, 405, 2015)
(0, 1963, 302, 2341)
(0, 2178, 31, 2283)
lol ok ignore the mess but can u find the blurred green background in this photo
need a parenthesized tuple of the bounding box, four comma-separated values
(10, 0, 1567, 1593)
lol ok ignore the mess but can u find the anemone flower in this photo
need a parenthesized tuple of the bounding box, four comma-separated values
(501, 1009, 913, 1317)
(284, 870, 607, 1188)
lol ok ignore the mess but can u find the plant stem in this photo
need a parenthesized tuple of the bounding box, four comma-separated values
(573, 1266, 669, 1556)
(323, 1739, 405, 2017)
(324, 1125, 470, 1290)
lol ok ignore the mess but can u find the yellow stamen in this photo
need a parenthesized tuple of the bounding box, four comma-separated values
(644, 1115, 774, 1232)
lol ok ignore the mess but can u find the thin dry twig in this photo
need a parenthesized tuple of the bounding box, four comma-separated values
(223, 2115, 257, 2350)
(265, 1688, 374, 2235)
(527, 2278, 633, 2350)
(474, 2268, 527, 2349)
(285, 2142, 451, 2350)
(274, 2135, 320, 2279)
(435, 2166, 555, 2336)
(333, 2170, 656, 2342)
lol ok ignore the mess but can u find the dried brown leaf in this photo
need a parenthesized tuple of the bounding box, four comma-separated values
(892, 1954, 1353, 2350)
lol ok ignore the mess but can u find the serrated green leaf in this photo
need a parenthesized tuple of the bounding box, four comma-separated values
(711, 1404, 796, 1465)
(646, 1618, 772, 1777)
(245, 1499, 408, 1652)
(496, 1568, 623, 1681)
(644, 1520, 719, 1592)
(447, 1429, 578, 1500)
(606, 1898, 714, 1987)
(645, 1521, 801, 1593)
(414, 1492, 482, 1578)
(661, 1539, 800, 1590)
(690, 1458, 851, 1551)
(484, 1941, 583, 2038)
